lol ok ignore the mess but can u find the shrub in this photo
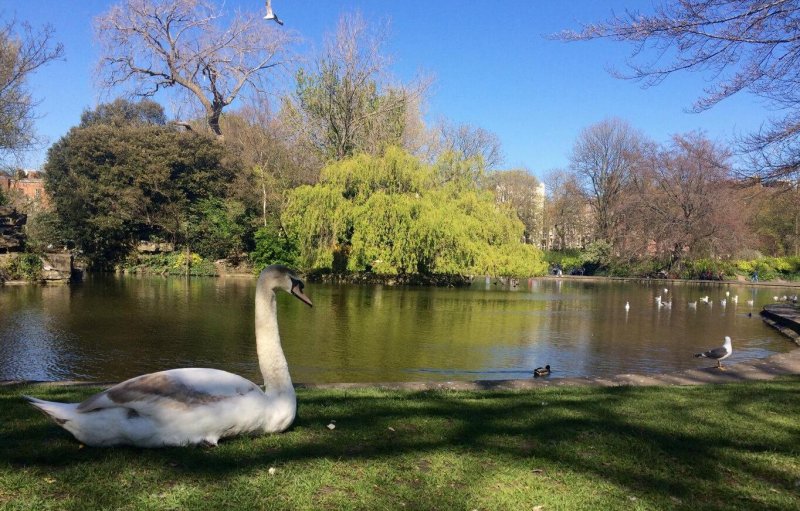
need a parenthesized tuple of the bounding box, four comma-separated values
(121, 252, 217, 276)
(2, 253, 43, 281)
(250, 224, 299, 273)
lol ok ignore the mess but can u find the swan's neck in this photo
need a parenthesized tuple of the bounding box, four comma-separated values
(255, 285, 295, 399)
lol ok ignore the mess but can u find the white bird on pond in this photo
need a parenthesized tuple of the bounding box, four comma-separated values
(747, 299, 754, 307)
(625, 301, 630, 311)
(721, 298, 726, 308)
(264, 0, 284, 25)
(700, 295, 710, 303)
(694, 336, 733, 370)
(25, 265, 312, 447)
(663, 288, 669, 294)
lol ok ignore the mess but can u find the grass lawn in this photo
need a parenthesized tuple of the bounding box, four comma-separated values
(1, 378, 799, 510)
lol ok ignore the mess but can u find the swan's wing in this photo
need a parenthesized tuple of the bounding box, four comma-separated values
(77, 368, 261, 414)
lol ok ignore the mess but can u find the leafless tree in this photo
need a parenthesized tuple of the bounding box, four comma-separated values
(544, 169, 591, 250)
(745, 180, 800, 256)
(489, 168, 543, 245)
(556, 0, 800, 180)
(286, 11, 429, 160)
(0, 18, 63, 164)
(223, 101, 318, 226)
(435, 120, 504, 170)
(570, 118, 645, 247)
(631, 133, 750, 265)
(94, 0, 296, 139)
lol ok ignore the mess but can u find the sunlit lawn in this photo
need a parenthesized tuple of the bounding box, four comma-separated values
(1, 378, 799, 510)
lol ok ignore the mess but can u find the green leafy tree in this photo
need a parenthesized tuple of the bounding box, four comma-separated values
(249, 223, 298, 272)
(283, 146, 548, 277)
(185, 197, 249, 261)
(44, 100, 234, 268)
(79, 97, 166, 128)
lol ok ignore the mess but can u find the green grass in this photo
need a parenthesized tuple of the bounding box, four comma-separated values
(2, 379, 799, 510)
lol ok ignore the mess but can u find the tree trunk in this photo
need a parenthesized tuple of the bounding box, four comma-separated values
(207, 107, 224, 140)
(262, 182, 268, 227)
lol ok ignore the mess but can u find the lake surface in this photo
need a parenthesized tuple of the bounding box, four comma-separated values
(0, 275, 796, 384)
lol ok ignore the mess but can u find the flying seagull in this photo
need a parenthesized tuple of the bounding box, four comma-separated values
(694, 336, 732, 369)
(264, 0, 283, 25)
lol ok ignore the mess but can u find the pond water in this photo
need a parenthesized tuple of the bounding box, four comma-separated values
(0, 275, 796, 384)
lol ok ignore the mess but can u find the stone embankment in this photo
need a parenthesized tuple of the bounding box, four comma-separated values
(0, 206, 77, 284)
(760, 303, 800, 346)
(0, 206, 25, 252)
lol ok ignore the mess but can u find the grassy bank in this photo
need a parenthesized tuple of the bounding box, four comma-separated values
(2, 379, 799, 510)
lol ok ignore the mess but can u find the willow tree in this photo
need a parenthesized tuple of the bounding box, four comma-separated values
(282, 146, 548, 277)
(94, 0, 296, 139)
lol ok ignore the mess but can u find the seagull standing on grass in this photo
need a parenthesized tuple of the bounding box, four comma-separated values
(694, 336, 733, 370)
(264, 0, 284, 25)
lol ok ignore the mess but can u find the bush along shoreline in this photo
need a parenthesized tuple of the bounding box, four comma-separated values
(7, 247, 792, 287)
(544, 249, 800, 283)
(81, 251, 800, 286)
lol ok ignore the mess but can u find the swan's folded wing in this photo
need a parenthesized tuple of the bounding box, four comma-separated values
(77, 369, 261, 413)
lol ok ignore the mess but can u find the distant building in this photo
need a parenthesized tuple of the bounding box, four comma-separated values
(0, 170, 48, 207)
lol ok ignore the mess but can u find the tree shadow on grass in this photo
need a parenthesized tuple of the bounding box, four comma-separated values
(2, 380, 799, 510)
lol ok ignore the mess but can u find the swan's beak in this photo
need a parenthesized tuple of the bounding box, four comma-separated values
(291, 281, 313, 307)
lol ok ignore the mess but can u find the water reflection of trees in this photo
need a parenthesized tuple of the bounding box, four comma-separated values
(0, 278, 794, 383)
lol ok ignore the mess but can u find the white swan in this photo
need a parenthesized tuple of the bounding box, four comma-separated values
(25, 265, 312, 447)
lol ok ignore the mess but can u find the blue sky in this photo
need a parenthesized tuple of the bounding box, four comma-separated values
(3, 0, 770, 178)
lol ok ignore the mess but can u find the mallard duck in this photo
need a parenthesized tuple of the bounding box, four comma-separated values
(533, 365, 551, 378)
(25, 265, 311, 447)
(694, 336, 732, 370)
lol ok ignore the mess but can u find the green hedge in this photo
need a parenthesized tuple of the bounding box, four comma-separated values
(120, 252, 218, 277)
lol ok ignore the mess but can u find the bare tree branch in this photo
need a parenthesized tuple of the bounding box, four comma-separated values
(94, 0, 297, 139)
(0, 18, 64, 163)
(555, 0, 800, 179)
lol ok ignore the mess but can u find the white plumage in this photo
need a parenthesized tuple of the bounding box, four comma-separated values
(264, 0, 283, 25)
(25, 265, 312, 447)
